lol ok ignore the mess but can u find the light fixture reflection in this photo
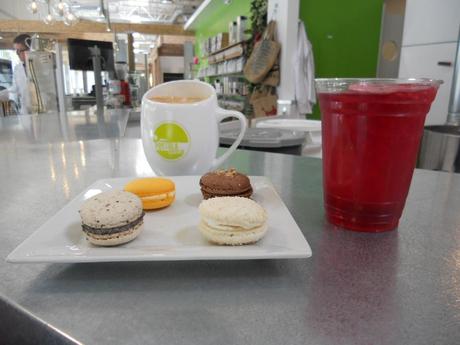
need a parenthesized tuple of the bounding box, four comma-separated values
(27, 1, 39, 14)
(79, 141, 86, 167)
(84, 189, 102, 200)
(62, 175, 70, 199)
(60, 143, 67, 168)
(73, 163, 80, 179)
(48, 144, 57, 182)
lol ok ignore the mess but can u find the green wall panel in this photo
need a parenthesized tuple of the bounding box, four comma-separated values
(299, 0, 384, 118)
(193, 0, 252, 70)
(192, 0, 384, 120)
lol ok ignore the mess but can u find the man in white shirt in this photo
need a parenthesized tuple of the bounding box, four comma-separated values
(0, 34, 31, 114)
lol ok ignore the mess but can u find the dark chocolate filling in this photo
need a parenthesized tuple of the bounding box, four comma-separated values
(82, 212, 145, 235)
(201, 186, 253, 197)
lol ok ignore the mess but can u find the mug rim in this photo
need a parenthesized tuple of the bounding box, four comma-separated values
(142, 80, 215, 106)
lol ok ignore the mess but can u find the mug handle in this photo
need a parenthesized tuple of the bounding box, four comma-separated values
(211, 107, 248, 170)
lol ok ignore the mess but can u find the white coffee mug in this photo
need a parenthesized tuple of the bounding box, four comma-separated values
(141, 80, 247, 176)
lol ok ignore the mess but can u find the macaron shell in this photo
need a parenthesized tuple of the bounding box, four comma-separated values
(198, 196, 268, 246)
(79, 190, 143, 229)
(198, 197, 267, 229)
(124, 178, 175, 197)
(142, 194, 175, 210)
(199, 169, 252, 199)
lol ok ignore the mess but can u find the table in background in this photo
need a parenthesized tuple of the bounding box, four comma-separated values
(71, 96, 97, 110)
(0, 135, 459, 344)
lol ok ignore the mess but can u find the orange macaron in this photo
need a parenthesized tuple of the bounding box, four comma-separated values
(124, 178, 175, 210)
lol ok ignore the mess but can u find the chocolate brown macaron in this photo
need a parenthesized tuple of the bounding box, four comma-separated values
(199, 168, 253, 199)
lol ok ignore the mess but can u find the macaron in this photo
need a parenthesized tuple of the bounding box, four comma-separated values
(199, 168, 253, 199)
(124, 177, 175, 210)
(79, 190, 144, 246)
(198, 196, 268, 245)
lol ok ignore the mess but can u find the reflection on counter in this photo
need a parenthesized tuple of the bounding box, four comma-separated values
(0, 109, 131, 144)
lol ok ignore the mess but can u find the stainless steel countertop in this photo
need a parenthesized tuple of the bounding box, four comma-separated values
(0, 109, 130, 144)
(0, 133, 459, 344)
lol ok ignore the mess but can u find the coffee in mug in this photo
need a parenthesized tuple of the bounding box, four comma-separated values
(141, 80, 247, 176)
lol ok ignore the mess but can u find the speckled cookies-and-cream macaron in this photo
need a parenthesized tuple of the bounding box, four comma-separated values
(79, 190, 145, 246)
(198, 196, 268, 245)
(199, 168, 253, 199)
(124, 177, 176, 210)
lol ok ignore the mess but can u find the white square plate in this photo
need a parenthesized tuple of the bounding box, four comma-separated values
(7, 176, 312, 263)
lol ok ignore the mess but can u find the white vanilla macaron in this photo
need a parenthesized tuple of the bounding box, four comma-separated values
(198, 196, 268, 245)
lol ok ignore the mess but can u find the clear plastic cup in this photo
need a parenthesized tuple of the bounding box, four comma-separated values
(316, 78, 441, 232)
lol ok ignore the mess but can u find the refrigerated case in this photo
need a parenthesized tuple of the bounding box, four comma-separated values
(0, 59, 13, 91)
(398, 0, 460, 125)
(25, 51, 58, 113)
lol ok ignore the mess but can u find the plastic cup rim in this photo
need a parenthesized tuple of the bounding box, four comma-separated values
(314, 77, 443, 86)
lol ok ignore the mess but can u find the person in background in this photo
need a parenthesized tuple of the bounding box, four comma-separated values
(0, 34, 31, 114)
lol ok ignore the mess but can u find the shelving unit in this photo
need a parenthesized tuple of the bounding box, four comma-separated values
(199, 71, 244, 79)
(217, 93, 247, 99)
(203, 40, 247, 64)
(203, 40, 245, 57)
(186, 0, 252, 116)
(196, 39, 248, 78)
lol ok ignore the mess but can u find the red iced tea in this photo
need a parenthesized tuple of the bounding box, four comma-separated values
(317, 80, 440, 232)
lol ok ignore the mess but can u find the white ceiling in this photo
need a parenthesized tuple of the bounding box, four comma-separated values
(70, 0, 203, 24)
(0, 0, 204, 24)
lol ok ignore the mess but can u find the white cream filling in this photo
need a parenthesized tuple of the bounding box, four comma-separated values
(141, 191, 175, 201)
(199, 221, 267, 245)
(201, 217, 261, 231)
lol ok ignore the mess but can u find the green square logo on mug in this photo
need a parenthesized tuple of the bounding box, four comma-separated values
(141, 80, 247, 175)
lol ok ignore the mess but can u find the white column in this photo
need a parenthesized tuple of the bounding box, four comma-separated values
(267, 0, 300, 116)
(54, 42, 67, 114)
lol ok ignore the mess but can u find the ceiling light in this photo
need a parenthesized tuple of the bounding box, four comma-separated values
(64, 11, 79, 26)
(44, 13, 55, 25)
(43, 1, 55, 25)
(0, 36, 3, 40)
(57, 1, 65, 16)
(27, 1, 39, 14)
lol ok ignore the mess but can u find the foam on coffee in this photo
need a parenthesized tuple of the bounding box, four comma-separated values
(150, 95, 207, 104)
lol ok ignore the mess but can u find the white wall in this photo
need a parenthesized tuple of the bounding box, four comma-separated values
(267, 0, 300, 116)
